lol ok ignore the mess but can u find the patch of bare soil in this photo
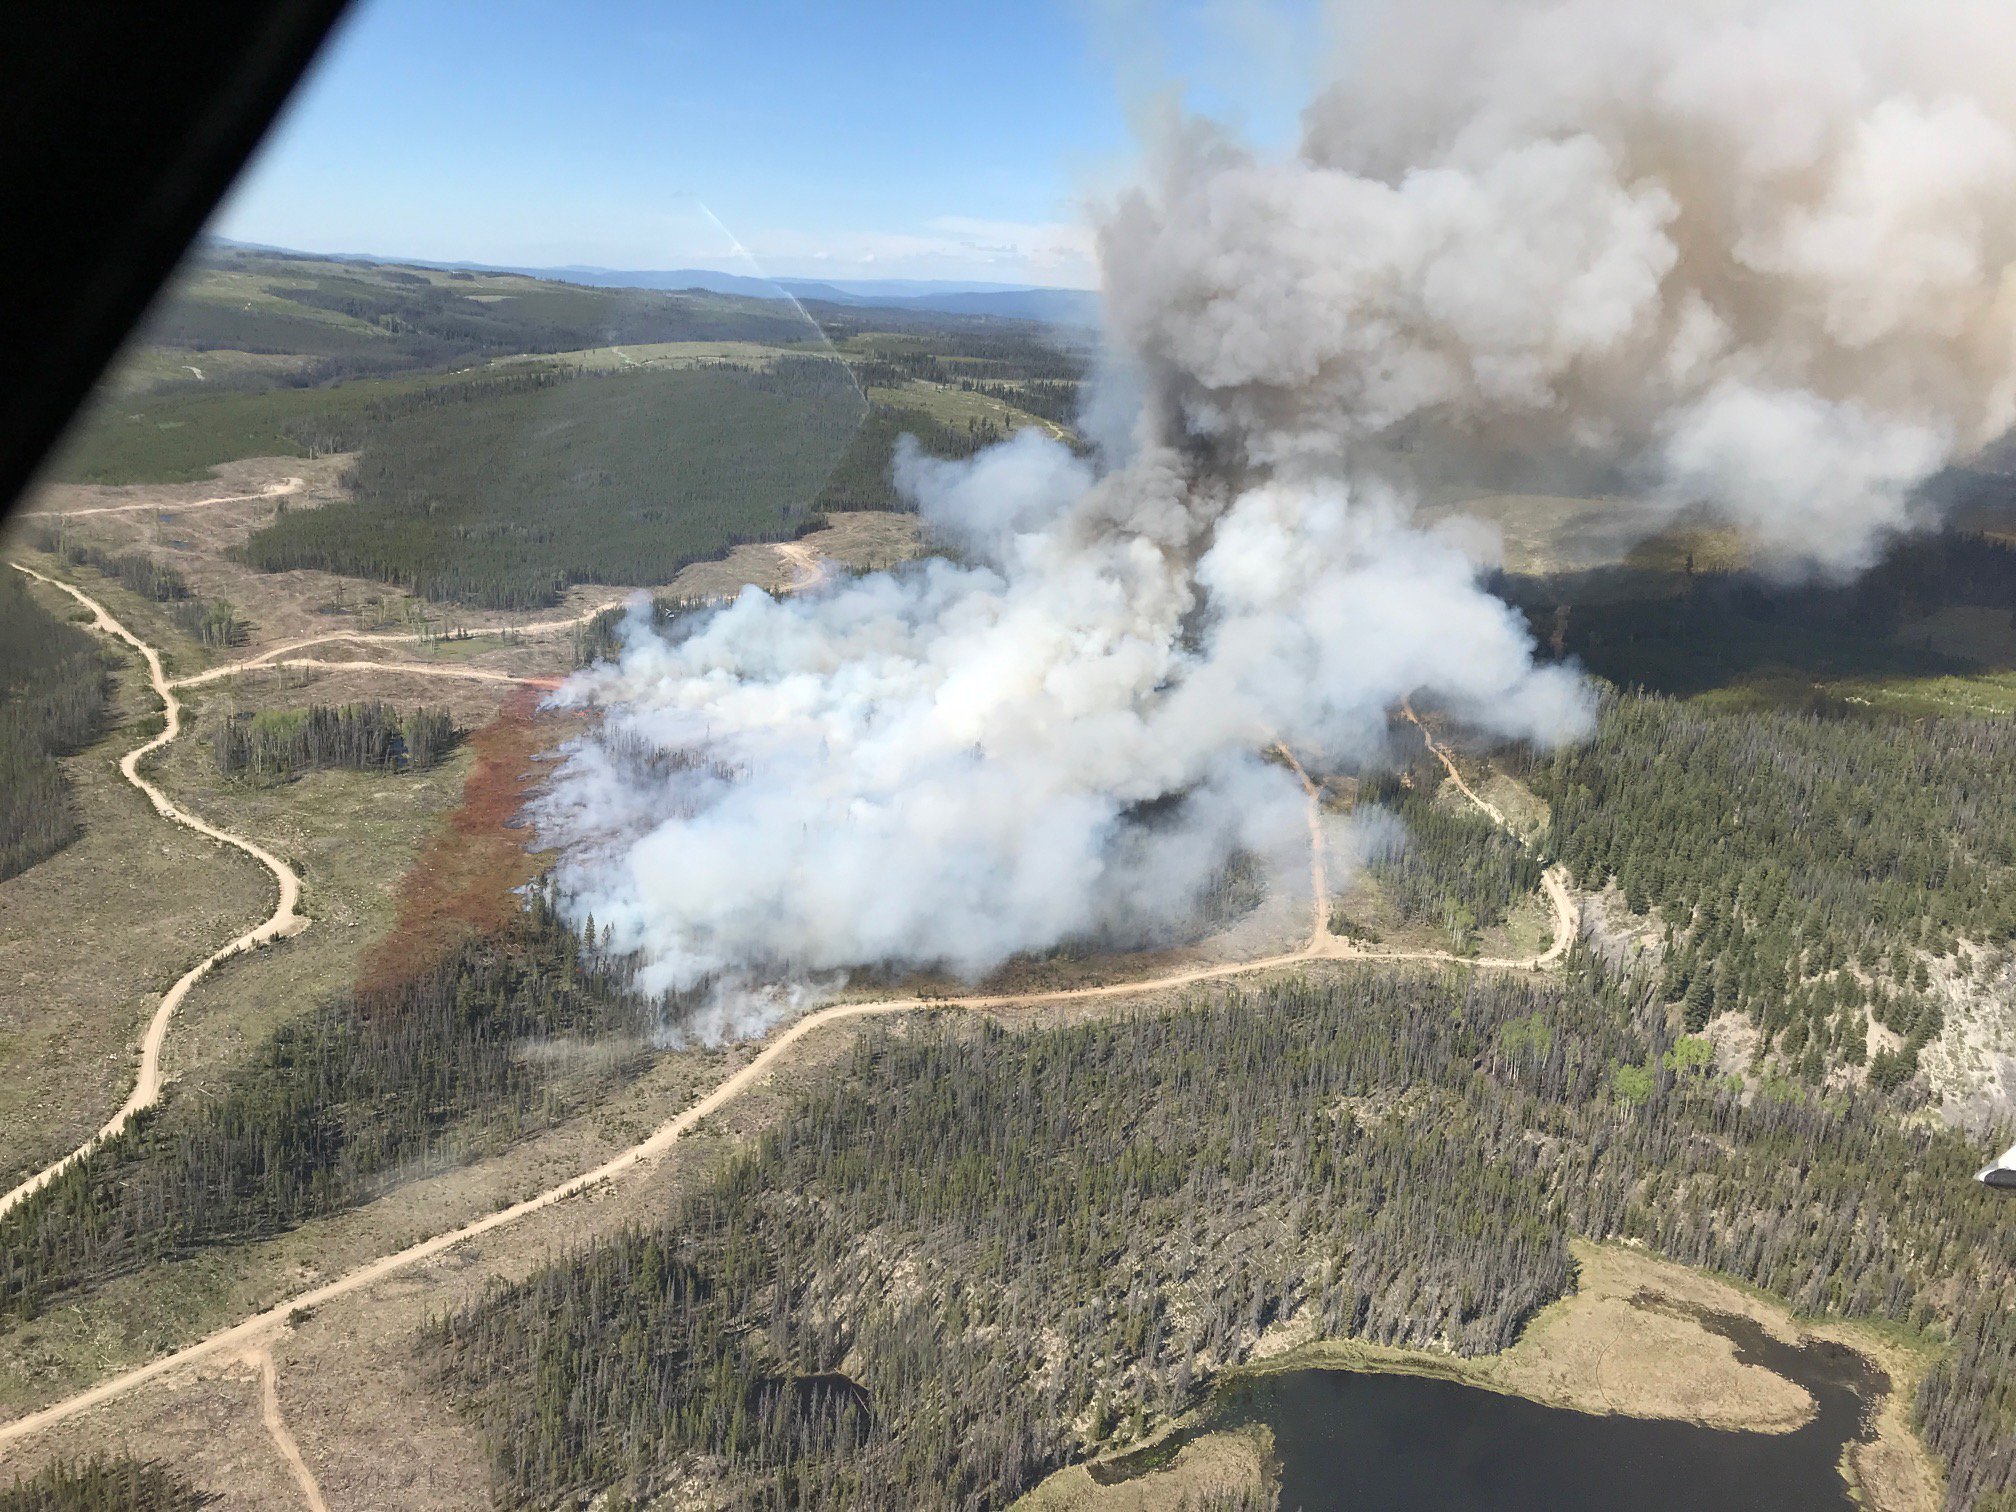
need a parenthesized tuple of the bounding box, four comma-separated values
(663, 510, 920, 603)
(1920, 943, 2016, 1132)
(807, 510, 920, 573)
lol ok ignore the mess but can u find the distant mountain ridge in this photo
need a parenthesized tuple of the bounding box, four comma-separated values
(210, 239, 1100, 326)
(533, 266, 1102, 326)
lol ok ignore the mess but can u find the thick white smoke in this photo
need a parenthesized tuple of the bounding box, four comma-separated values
(1109, 0, 2016, 570)
(537, 432, 1581, 1021)
(537, 0, 2016, 1030)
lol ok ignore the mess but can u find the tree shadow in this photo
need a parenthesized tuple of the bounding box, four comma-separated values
(1495, 527, 2016, 704)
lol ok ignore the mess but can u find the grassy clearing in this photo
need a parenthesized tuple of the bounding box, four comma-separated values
(136, 251, 819, 372)
(1011, 1426, 1274, 1511)
(1237, 1242, 1814, 1426)
(1801, 670, 2016, 717)
(868, 378, 1057, 435)
(491, 340, 807, 371)
(107, 346, 316, 396)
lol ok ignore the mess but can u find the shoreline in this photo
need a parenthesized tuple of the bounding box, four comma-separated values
(1026, 1240, 1943, 1512)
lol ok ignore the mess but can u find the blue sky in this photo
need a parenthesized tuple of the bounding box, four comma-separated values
(214, 0, 1326, 287)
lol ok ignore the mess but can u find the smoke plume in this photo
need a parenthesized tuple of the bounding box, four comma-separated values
(537, 0, 2016, 1030)
(1109, 0, 2016, 568)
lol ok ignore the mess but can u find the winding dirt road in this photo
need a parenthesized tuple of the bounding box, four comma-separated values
(0, 532, 850, 1222)
(0, 567, 308, 1220)
(1, 533, 849, 1221)
(171, 535, 829, 692)
(772, 540, 830, 594)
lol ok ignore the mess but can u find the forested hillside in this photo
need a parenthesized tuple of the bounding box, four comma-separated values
(436, 961, 2013, 1510)
(1537, 691, 2016, 1088)
(238, 362, 864, 607)
(814, 404, 1010, 511)
(0, 573, 109, 883)
(139, 248, 819, 386)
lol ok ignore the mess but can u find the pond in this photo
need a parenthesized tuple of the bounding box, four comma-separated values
(1116, 1309, 1881, 1510)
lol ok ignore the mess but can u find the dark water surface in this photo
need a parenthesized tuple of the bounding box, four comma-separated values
(1195, 1311, 1879, 1510)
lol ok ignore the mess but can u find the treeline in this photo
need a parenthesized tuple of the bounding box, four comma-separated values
(240, 365, 862, 608)
(955, 378, 1079, 428)
(1537, 690, 2016, 1085)
(212, 702, 455, 780)
(137, 251, 820, 389)
(826, 326, 1087, 383)
(0, 571, 110, 882)
(0, 1456, 210, 1511)
(27, 538, 247, 648)
(32, 538, 189, 602)
(1357, 765, 1544, 951)
(0, 898, 657, 1322)
(434, 958, 2015, 1509)
(815, 404, 1020, 512)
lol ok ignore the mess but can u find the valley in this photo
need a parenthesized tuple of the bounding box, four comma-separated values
(0, 247, 2011, 1512)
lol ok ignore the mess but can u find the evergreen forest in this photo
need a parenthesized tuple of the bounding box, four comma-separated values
(434, 960, 2016, 1510)
(1537, 691, 2016, 1087)
(0, 572, 109, 882)
(238, 363, 866, 608)
(210, 702, 456, 780)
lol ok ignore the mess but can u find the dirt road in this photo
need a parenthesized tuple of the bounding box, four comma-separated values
(169, 603, 629, 689)
(171, 537, 825, 692)
(772, 540, 829, 594)
(245, 1346, 329, 1512)
(0, 549, 1577, 1463)
(29, 477, 302, 520)
(0, 538, 834, 1218)
(0, 567, 308, 1220)
(181, 657, 559, 692)
(1403, 701, 1578, 969)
